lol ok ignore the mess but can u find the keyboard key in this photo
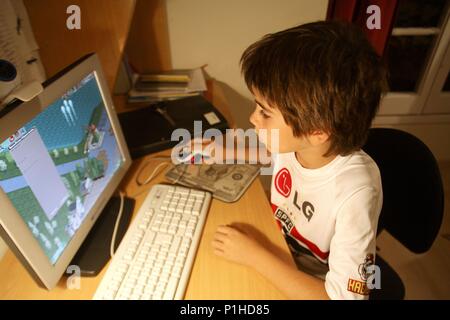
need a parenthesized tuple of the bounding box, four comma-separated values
(148, 275, 158, 284)
(175, 186, 190, 194)
(167, 226, 177, 235)
(176, 206, 184, 213)
(155, 188, 163, 198)
(153, 292, 163, 300)
(138, 223, 147, 230)
(190, 189, 204, 196)
(164, 278, 180, 299)
(172, 266, 183, 277)
(155, 234, 172, 245)
(187, 221, 196, 229)
(185, 227, 195, 238)
(182, 237, 191, 247)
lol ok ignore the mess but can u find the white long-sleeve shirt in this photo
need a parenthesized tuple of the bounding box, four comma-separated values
(270, 150, 382, 299)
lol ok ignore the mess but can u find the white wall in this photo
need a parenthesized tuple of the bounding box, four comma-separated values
(166, 0, 328, 128)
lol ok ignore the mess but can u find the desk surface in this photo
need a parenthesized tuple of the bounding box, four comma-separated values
(0, 84, 295, 299)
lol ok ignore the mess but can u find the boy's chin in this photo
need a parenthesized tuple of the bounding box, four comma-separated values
(262, 144, 293, 154)
(274, 145, 298, 154)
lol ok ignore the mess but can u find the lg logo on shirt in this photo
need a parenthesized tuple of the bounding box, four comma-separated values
(274, 167, 315, 222)
(274, 168, 292, 197)
(293, 191, 314, 222)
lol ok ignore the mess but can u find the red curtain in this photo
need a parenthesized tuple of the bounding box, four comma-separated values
(327, 0, 399, 57)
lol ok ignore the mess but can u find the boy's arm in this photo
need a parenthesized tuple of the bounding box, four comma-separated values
(324, 187, 381, 299)
(212, 225, 329, 300)
(212, 186, 381, 300)
(192, 134, 271, 164)
(251, 244, 329, 299)
(256, 186, 380, 300)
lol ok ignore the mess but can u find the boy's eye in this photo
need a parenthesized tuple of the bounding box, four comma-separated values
(259, 109, 270, 119)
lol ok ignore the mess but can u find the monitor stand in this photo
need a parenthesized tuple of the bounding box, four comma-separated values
(66, 195, 135, 277)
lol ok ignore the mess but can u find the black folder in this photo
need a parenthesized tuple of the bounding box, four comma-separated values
(118, 95, 229, 159)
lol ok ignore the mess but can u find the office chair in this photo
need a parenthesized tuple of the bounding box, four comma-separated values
(362, 128, 444, 300)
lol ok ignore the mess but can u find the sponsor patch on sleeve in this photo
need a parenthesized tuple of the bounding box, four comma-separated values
(347, 278, 370, 296)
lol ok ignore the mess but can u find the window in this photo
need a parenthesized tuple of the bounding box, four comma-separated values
(379, 0, 450, 116)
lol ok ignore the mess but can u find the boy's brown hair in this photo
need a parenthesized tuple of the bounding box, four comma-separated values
(240, 21, 388, 156)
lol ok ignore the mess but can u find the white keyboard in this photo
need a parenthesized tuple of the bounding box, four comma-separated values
(93, 184, 211, 300)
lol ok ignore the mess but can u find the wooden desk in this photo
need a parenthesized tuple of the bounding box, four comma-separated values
(0, 84, 295, 299)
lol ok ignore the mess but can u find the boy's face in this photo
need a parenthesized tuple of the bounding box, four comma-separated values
(249, 89, 329, 154)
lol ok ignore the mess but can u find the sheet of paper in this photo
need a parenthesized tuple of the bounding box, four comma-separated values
(187, 68, 207, 93)
(0, 0, 46, 101)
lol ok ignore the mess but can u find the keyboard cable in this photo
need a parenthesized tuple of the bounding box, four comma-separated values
(109, 157, 189, 257)
(110, 191, 125, 258)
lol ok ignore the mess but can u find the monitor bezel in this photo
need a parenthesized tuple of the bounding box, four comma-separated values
(0, 53, 132, 289)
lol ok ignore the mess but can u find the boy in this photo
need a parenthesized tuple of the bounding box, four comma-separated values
(209, 21, 387, 300)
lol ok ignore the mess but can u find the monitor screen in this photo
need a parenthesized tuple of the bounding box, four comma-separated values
(0, 72, 123, 264)
(0, 53, 132, 289)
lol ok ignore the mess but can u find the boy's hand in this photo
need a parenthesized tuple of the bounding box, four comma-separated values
(171, 137, 216, 164)
(191, 137, 217, 161)
(212, 225, 265, 267)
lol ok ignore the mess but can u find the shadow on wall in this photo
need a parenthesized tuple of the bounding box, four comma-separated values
(209, 78, 254, 130)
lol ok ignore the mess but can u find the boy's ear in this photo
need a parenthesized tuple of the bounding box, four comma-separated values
(309, 130, 330, 145)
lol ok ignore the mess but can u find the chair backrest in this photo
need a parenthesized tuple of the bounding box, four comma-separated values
(363, 128, 444, 254)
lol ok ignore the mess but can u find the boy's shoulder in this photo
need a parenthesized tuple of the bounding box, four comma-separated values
(273, 150, 381, 191)
(334, 150, 382, 195)
(337, 150, 380, 179)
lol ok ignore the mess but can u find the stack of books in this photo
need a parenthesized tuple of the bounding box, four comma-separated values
(127, 68, 207, 103)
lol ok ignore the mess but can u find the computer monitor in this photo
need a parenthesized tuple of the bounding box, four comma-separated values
(0, 53, 132, 289)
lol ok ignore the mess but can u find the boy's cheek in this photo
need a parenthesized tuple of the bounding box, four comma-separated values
(276, 134, 301, 153)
